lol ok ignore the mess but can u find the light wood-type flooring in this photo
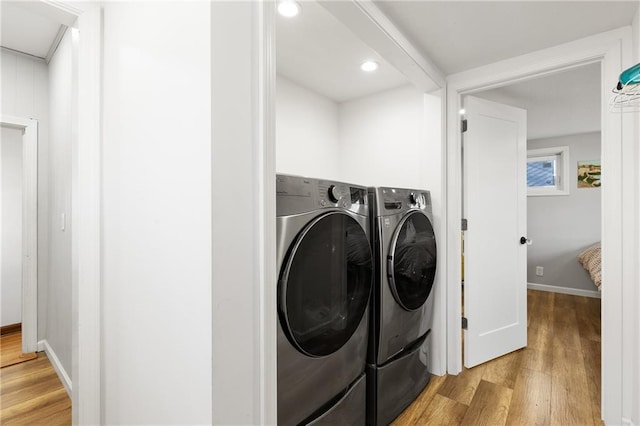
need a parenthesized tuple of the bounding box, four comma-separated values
(0, 332, 37, 368)
(393, 289, 602, 426)
(0, 290, 599, 425)
(0, 332, 71, 425)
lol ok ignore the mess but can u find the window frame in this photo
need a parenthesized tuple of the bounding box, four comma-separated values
(526, 146, 570, 197)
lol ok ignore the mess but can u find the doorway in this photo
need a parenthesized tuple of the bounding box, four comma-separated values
(1, 1, 103, 423)
(446, 27, 632, 424)
(0, 117, 38, 360)
(460, 62, 603, 422)
(475, 63, 603, 297)
(1, 127, 25, 351)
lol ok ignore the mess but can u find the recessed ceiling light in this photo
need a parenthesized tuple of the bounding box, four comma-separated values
(360, 60, 379, 72)
(278, 0, 301, 18)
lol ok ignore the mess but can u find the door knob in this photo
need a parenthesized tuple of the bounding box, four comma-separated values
(520, 236, 529, 245)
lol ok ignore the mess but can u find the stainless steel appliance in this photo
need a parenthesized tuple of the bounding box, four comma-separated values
(277, 174, 373, 425)
(367, 187, 437, 425)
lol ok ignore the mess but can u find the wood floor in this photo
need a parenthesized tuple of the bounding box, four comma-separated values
(0, 332, 37, 368)
(0, 290, 599, 425)
(0, 333, 71, 425)
(393, 289, 602, 426)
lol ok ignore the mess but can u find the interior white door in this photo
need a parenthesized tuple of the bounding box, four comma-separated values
(463, 95, 527, 368)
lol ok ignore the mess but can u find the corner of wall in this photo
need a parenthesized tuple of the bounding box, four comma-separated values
(39, 339, 72, 396)
(46, 23, 74, 382)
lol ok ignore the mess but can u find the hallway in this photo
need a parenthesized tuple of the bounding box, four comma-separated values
(0, 332, 71, 425)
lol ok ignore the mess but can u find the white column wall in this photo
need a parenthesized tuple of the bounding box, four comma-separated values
(101, 2, 212, 424)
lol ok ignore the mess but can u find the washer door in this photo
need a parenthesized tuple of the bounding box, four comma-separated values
(279, 212, 373, 357)
(388, 211, 437, 311)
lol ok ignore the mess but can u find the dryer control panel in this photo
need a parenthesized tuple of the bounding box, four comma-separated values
(368, 187, 433, 218)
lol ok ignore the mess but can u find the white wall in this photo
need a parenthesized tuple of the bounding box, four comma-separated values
(339, 85, 429, 188)
(275, 81, 442, 186)
(275, 81, 442, 189)
(102, 2, 212, 424)
(527, 132, 601, 292)
(1, 126, 23, 326)
(0, 49, 49, 339)
(276, 75, 341, 179)
(47, 28, 74, 379)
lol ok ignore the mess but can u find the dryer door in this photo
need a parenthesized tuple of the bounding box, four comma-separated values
(279, 212, 373, 357)
(388, 211, 437, 311)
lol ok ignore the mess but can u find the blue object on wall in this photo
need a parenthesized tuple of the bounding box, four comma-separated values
(619, 62, 640, 86)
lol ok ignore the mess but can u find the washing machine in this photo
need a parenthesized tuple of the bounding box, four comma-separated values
(277, 174, 373, 425)
(367, 187, 437, 426)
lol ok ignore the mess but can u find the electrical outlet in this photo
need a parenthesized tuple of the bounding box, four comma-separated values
(536, 266, 544, 276)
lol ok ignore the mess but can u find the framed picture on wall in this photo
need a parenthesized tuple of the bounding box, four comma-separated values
(577, 160, 601, 188)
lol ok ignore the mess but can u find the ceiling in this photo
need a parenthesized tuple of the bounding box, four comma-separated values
(277, 0, 636, 137)
(375, 1, 638, 75)
(474, 62, 601, 140)
(276, 1, 410, 103)
(0, 1, 64, 60)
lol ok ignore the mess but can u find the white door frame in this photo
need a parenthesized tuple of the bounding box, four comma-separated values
(0, 115, 38, 354)
(26, 1, 103, 424)
(446, 27, 633, 424)
(70, 5, 102, 426)
(211, 2, 277, 423)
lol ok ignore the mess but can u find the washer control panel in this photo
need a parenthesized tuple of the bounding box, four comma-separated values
(276, 174, 368, 216)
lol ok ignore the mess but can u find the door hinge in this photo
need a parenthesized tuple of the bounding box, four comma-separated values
(462, 317, 468, 330)
(461, 119, 468, 133)
(461, 218, 468, 231)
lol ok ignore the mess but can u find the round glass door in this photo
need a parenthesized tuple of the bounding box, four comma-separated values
(279, 212, 373, 357)
(388, 211, 437, 311)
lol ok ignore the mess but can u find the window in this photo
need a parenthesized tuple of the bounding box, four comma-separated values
(527, 146, 569, 196)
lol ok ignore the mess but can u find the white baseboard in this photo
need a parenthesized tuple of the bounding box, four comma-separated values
(527, 282, 601, 299)
(38, 339, 72, 396)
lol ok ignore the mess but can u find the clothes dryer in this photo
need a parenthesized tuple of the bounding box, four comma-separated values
(277, 174, 373, 425)
(367, 187, 437, 425)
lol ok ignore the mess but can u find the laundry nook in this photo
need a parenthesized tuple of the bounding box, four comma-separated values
(0, 1, 638, 425)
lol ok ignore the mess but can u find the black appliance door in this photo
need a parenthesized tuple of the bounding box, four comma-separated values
(388, 211, 437, 311)
(279, 212, 373, 357)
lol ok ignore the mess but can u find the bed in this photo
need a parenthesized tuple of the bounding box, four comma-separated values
(578, 242, 601, 290)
